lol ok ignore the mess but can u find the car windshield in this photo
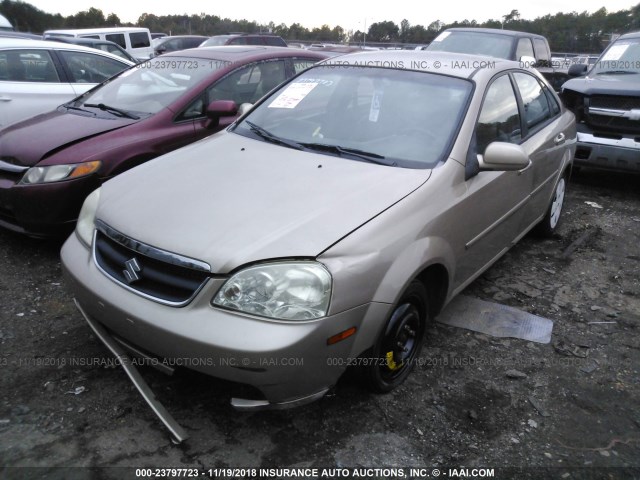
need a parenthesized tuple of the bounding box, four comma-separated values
(591, 38, 640, 75)
(427, 31, 513, 59)
(234, 65, 472, 169)
(71, 56, 229, 115)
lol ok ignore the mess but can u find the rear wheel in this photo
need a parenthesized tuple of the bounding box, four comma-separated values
(363, 280, 429, 393)
(534, 172, 567, 237)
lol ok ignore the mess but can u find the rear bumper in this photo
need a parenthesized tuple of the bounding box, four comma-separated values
(574, 131, 640, 173)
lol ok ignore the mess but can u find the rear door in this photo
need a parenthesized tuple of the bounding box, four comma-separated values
(0, 48, 76, 128)
(511, 71, 567, 232)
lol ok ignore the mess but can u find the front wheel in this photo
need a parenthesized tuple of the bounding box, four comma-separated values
(534, 172, 567, 237)
(363, 280, 429, 393)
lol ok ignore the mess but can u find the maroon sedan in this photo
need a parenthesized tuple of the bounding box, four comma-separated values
(0, 46, 328, 237)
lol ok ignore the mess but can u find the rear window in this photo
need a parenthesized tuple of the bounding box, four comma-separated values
(427, 31, 514, 59)
(130, 32, 151, 49)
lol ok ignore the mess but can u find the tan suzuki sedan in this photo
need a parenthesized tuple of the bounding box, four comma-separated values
(62, 51, 575, 421)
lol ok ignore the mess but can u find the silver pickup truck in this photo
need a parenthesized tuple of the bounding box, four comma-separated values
(561, 31, 640, 173)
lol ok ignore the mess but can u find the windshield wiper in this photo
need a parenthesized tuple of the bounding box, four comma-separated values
(300, 142, 396, 166)
(84, 103, 140, 119)
(63, 104, 95, 114)
(244, 121, 303, 150)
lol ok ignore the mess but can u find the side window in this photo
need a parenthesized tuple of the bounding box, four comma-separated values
(58, 51, 126, 83)
(105, 34, 126, 49)
(515, 38, 534, 60)
(293, 59, 317, 73)
(544, 87, 561, 116)
(512, 72, 552, 132)
(129, 32, 151, 49)
(476, 75, 521, 154)
(228, 37, 247, 45)
(533, 38, 550, 66)
(0, 50, 60, 82)
(207, 60, 286, 105)
(265, 37, 286, 47)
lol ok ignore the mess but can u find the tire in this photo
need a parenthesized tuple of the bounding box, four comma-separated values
(363, 280, 429, 393)
(534, 172, 567, 237)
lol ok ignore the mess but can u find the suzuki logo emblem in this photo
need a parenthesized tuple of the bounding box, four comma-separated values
(123, 257, 142, 284)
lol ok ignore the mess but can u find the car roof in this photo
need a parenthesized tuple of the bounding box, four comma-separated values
(618, 31, 640, 40)
(0, 38, 135, 64)
(444, 27, 546, 39)
(163, 45, 327, 61)
(320, 50, 517, 79)
(44, 27, 149, 34)
(158, 35, 208, 40)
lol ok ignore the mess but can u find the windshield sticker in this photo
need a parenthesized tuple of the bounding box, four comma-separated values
(268, 82, 318, 108)
(601, 44, 630, 61)
(433, 31, 450, 42)
(369, 90, 383, 122)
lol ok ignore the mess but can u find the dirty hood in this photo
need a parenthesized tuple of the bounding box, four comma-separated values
(0, 109, 137, 167)
(98, 132, 431, 273)
(562, 73, 640, 97)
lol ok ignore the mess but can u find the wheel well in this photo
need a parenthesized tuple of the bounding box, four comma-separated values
(415, 264, 449, 318)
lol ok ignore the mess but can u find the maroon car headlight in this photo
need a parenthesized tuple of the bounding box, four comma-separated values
(212, 262, 332, 321)
(19, 161, 101, 185)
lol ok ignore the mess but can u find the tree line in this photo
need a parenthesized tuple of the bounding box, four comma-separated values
(2, 0, 639, 52)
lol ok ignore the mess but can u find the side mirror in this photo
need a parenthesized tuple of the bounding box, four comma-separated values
(479, 142, 531, 172)
(206, 100, 238, 119)
(519, 55, 537, 68)
(568, 63, 588, 77)
(205, 100, 238, 128)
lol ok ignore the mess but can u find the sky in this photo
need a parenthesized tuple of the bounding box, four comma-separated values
(25, 0, 638, 31)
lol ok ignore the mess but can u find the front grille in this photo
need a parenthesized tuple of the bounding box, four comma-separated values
(93, 222, 211, 306)
(590, 96, 640, 110)
(587, 95, 640, 134)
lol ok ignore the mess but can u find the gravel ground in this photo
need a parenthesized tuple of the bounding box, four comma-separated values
(0, 168, 638, 479)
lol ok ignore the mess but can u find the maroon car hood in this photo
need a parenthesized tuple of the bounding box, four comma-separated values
(0, 109, 137, 167)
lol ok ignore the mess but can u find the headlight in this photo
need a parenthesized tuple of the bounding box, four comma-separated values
(213, 262, 332, 321)
(75, 188, 101, 247)
(20, 161, 101, 185)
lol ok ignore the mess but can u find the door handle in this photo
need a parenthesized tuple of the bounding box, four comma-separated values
(0, 96, 13, 102)
(554, 133, 566, 145)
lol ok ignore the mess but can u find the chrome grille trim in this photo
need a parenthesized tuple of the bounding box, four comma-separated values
(95, 219, 211, 273)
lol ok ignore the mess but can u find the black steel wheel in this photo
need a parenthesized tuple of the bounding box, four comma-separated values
(364, 280, 429, 393)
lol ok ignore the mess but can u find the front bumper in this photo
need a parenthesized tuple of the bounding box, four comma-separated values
(61, 232, 391, 406)
(0, 173, 100, 237)
(574, 131, 640, 173)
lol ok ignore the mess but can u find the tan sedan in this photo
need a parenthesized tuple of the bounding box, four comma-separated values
(61, 51, 575, 440)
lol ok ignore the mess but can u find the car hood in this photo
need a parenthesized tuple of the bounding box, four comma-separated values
(562, 73, 640, 97)
(97, 132, 431, 273)
(0, 109, 138, 167)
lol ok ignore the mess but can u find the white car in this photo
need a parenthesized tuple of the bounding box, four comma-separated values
(0, 38, 133, 128)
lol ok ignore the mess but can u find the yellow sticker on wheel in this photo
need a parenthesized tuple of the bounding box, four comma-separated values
(386, 351, 402, 371)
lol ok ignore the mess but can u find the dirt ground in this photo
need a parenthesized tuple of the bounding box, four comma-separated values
(0, 168, 638, 479)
